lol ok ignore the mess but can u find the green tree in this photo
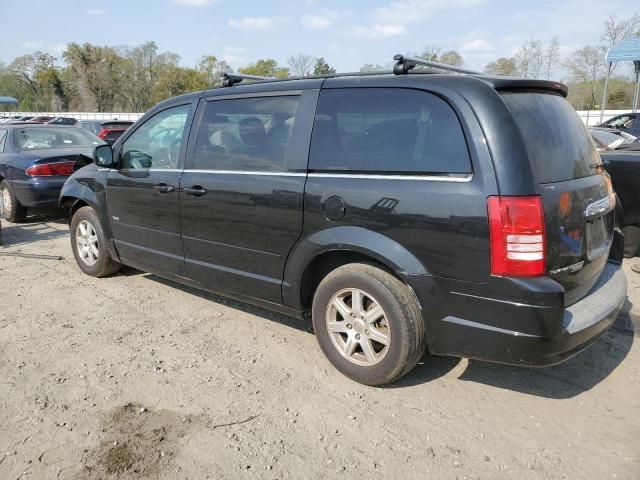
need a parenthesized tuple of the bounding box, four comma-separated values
(197, 55, 232, 87)
(63, 43, 124, 111)
(6, 52, 66, 110)
(484, 57, 518, 76)
(119, 41, 160, 112)
(416, 45, 464, 68)
(438, 50, 464, 67)
(239, 59, 289, 78)
(313, 57, 336, 75)
(152, 66, 207, 104)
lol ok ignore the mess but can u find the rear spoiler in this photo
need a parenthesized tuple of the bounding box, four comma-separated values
(479, 77, 568, 97)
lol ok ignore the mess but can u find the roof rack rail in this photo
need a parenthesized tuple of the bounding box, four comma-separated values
(221, 72, 276, 87)
(393, 54, 479, 75)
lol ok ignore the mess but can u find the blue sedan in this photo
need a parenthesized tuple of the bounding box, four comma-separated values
(0, 124, 104, 221)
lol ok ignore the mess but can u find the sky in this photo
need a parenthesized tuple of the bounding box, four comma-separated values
(0, 0, 633, 76)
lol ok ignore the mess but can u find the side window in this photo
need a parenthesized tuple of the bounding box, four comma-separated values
(121, 104, 190, 170)
(192, 96, 300, 172)
(309, 88, 472, 174)
(78, 122, 93, 133)
(0, 130, 7, 152)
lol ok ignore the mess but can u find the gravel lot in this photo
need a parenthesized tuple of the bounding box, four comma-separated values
(0, 213, 639, 480)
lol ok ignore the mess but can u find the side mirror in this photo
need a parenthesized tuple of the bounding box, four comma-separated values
(94, 144, 114, 167)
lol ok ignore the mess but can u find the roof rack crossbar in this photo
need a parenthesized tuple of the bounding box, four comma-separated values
(393, 54, 480, 75)
(221, 72, 277, 87)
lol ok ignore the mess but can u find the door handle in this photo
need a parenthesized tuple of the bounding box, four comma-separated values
(184, 186, 207, 196)
(153, 183, 175, 194)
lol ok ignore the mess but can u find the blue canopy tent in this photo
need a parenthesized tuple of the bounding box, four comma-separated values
(600, 37, 640, 122)
(0, 96, 19, 107)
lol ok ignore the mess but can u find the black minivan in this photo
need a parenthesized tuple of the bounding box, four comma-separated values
(60, 63, 627, 385)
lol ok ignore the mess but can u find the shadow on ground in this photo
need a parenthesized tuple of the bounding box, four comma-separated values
(0, 209, 69, 248)
(143, 269, 635, 398)
(145, 273, 311, 335)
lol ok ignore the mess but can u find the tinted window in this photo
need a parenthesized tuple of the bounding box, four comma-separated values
(192, 96, 300, 172)
(14, 127, 103, 150)
(103, 122, 133, 129)
(502, 93, 600, 183)
(0, 130, 7, 152)
(78, 122, 96, 133)
(308, 88, 471, 174)
(605, 115, 635, 129)
(121, 104, 190, 170)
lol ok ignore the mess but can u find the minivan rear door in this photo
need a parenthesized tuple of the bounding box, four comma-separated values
(179, 90, 318, 304)
(502, 92, 615, 305)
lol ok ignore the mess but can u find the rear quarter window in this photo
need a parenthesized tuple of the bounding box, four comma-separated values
(309, 88, 472, 174)
(501, 92, 601, 183)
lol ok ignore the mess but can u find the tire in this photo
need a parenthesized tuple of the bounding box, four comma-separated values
(0, 180, 27, 222)
(622, 225, 640, 258)
(70, 206, 121, 277)
(312, 263, 427, 386)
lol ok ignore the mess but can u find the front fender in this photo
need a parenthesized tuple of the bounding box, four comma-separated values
(282, 226, 429, 309)
(59, 169, 119, 261)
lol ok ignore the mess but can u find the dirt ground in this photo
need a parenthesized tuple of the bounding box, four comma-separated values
(0, 213, 639, 480)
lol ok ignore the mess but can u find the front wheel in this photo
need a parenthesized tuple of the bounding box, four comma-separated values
(312, 263, 427, 386)
(70, 206, 121, 277)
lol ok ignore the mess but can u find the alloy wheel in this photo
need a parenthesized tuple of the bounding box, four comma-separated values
(325, 288, 391, 366)
(75, 220, 99, 266)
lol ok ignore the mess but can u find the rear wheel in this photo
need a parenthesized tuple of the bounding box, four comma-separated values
(622, 226, 640, 258)
(0, 180, 27, 222)
(312, 263, 426, 386)
(70, 206, 121, 277)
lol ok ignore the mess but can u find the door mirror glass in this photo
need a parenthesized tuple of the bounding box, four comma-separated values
(122, 150, 153, 169)
(94, 144, 114, 167)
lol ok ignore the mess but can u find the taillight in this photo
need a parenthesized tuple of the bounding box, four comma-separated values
(487, 196, 546, 277)
(97, 129, 109, 139)
(25, 161, 76, 177)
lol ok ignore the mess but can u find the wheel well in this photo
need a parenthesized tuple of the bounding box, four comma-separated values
(63, 198, 89, 218)
(299, 250, 402, 311)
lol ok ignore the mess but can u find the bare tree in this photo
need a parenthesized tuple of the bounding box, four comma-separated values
(418, 44, 441, 61)
(543, 36, 560, 80)
(287, 54, 314, 77)
(515, 40, 543, 78)
(563, 46, 607, 109)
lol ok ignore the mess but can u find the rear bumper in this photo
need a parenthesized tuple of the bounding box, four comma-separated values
(419, 262, 627, 366)
(11, 178, 66, 208)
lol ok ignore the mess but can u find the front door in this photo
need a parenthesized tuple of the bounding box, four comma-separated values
(180, 91, 317, 303)
(107, 103, 193, 275)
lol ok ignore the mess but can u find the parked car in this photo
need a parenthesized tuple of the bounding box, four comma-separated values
(590, 127, 640, 257)
(47, 116, 77, 126)
(76, 120, 134, 145)
(6, 116, 34, 123)
(596, 112, 640, 137)
(30, 116, 54, 124)
(0, 125, 104, 221)
(60, 67, 626, 385)
(0, 116, 22, 123)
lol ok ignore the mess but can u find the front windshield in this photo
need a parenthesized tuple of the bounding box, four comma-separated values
(14, 127, 103, 150)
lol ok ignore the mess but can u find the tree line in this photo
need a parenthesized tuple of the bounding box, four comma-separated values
(0, 12, 638, 113)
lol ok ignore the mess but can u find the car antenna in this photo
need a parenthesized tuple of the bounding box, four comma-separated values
(392, 54, 480, 75)
(221, 72, 277, 87)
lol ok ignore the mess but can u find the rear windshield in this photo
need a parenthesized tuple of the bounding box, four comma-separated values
(102, 122, 133, 129)
(501, 92, 601, 183)
(14, 127, 103, 150)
